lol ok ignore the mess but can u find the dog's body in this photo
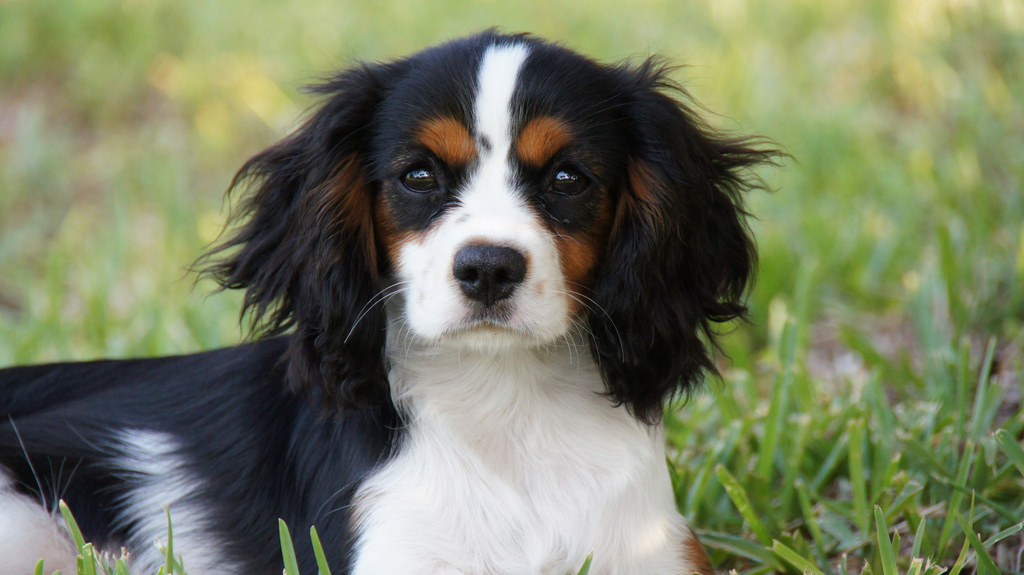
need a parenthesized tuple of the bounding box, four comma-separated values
(1, 338, 385, 574)
(0, 32, 773, 574)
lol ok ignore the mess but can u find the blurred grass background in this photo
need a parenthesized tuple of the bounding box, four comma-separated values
(1, 0, 1022, 572)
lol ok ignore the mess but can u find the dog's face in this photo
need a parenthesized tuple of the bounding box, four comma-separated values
(205, 32, 775, 421)
(374, 43, 625, 349)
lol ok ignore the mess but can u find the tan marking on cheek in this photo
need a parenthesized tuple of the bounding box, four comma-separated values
(416, 117, 477, 167)
(516, 116, 572, 167)
(555, 235, 602, 317)
(557, 236, 599, 289)
(557, 192, 614, 316)
(372, 194, 422, 272)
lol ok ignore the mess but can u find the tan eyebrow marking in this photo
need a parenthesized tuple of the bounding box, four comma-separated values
(516, 116, 573, 167)
(415, 116, 478, 167)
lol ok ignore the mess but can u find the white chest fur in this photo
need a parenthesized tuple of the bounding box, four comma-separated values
(351, 340, 699, 575)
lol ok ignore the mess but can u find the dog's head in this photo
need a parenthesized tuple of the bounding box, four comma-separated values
(204, 32, 776, 422)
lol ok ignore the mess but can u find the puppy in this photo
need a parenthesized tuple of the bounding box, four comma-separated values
(0, 31, 774, 574)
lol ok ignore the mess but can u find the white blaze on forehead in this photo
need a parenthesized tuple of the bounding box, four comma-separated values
(464, 43, 531, 219)
(474, 43, 529, 152)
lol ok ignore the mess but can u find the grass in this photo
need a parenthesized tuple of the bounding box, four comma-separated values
(1, 0, 1022, 572)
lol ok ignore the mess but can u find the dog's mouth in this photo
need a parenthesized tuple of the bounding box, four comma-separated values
(464, 301, 515, 324)
(448, 314, 521, 336)
(438, 312, 544, 348)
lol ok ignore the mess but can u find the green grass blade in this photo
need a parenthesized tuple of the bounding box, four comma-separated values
(684, 420, 741, 518)
(994, 429, 1024, 477)
(937, 440, 975, 556)
(947, 536, 971, 575)
(874, 505, 898, 575)
(280, 519, 301, 575)
(930, 471, 1019, 522)
(757, 319, 797, 481)
(898, 435, 954, 480)
(310, 526, 332, 575)
(772, 540, 825, 575)
(164, 506, 174, 575)
(847, 418, 869, 535)
(795, 479, 826, 562)
(779, 414, 811, 514)
(954, 509, 1000, 575)
(34, 560, 44, 575)
(818, 498, 862, 549)
(983, 521, 1024, 546)
(81, 543, 97, 575)
(58, 500, 87, 551)
(716, 465, 772, 546)
(810, 433, 850, 493)
(576, 553, 593, 575)
(910, 515, 928, 559)
(968, 339, 998, 440)
(698, 530, 783, 568)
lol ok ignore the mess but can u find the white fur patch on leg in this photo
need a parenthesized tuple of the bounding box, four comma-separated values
(115, 430, 237, 574)
(0, 470, 77, 575)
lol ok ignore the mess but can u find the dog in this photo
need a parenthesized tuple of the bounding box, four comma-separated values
(0, 31, 775, 574)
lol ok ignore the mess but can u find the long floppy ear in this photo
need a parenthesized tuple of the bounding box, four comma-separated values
(589, 59, 779, 424)
(202, 63, 401, 411)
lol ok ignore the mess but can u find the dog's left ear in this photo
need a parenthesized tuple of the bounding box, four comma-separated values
(589, 60, 779, 423)
(202, 62, 405, 411)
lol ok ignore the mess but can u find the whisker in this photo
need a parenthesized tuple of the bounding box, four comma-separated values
(560, 331, 576, 367)
(344, 282, 410, 343)
(321, 501, 356, 520)
(49, 457, 63, 508)
(313, 485, 354, 524)
(6, 417, 44, 504)
(550, 230, 586, 248)
(57, 458, 82, 508)
(556, 288, 626, 363)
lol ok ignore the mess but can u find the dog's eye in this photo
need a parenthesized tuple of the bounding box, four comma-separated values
(549, 168, 588, 196)
(402, 168, 439, 193)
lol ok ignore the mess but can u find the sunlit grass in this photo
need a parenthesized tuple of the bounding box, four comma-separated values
(1, 0, 1021, 572)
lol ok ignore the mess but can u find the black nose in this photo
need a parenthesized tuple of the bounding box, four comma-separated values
(453, 245, 527, 306)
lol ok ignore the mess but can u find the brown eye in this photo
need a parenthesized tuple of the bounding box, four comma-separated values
(402, 168, 438, 193)
(549, 168, 588, 196)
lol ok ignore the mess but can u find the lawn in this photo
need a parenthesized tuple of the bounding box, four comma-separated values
(1, 0, 1022, 573)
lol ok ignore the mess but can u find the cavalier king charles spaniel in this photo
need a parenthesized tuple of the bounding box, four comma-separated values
(0, 31, 775, 575)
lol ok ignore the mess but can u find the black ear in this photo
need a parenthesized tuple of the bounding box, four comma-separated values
(202, 63, 401, 410)
(589, 59, 779, 423)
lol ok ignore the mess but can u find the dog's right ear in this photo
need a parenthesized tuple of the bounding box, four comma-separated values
(588, 59, 778, 424)
(201, 61, 405, 411)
